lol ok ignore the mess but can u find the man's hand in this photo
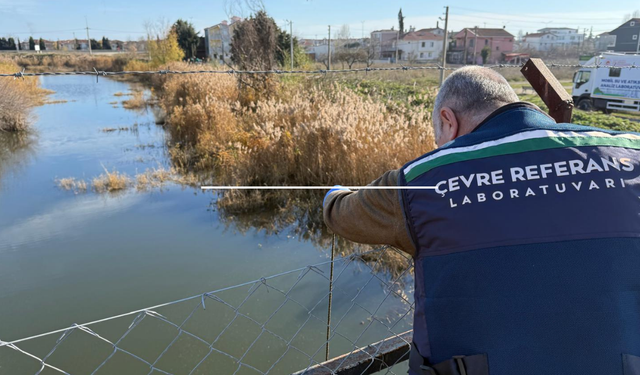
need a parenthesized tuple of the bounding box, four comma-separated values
(323, 185, 351, 206)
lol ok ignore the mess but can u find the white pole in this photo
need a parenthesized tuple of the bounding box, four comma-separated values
(85, 16, 92, 55)
(440, 6, 449, 86)
(290, 21, 294, 70)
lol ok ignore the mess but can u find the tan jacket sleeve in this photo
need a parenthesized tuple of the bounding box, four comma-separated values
(322, 169, 417, 256)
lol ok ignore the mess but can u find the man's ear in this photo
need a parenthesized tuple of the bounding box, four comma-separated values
(438, 107, 459, 145)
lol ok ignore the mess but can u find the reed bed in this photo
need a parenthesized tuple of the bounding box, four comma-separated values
(0, 58, 48, 132)
(160, 62, 436, 187)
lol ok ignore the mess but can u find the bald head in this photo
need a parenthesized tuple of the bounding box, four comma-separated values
(433, 66, 519, 146)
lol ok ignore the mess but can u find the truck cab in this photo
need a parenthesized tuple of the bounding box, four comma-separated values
(572, 70, 594, 110)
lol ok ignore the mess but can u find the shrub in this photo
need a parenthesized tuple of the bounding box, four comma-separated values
(0, 58, 45, 132)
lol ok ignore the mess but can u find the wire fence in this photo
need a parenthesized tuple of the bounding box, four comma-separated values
(0, 62, 638, 79)
(0, 240, 415, 375)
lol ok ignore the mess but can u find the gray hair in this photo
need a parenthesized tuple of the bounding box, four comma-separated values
(433, 66, 519, 138)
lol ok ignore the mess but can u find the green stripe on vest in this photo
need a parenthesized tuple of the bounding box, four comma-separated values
(405, 136, 640, 183)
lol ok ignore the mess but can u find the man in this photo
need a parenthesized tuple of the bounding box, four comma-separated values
(323, 66, 640, 375)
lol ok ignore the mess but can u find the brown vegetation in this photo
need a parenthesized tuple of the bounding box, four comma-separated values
(7, 54, 130, 73)
(122, 91, 146, 110)
(92, 169, 130, 193)
(160, 62, 435, 187)
(0, 58, 48, 132)
(56, 166, 199, 194)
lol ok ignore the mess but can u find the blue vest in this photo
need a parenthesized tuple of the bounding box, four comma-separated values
(399, 104, 640, 374)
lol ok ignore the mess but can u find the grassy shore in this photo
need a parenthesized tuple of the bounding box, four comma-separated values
(0, 58, 50, 132)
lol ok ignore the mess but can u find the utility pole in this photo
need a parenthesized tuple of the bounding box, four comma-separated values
(85, 16, 92, 55)
(395, 29, 399, 63)
(328, 25, 331, 70)
(462, 28, 468, 65)
(473, 26, 478, 65)
(290, 20, 294, 70)
(439, 6, 449, 86)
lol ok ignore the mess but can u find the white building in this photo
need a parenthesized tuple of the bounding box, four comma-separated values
(521, 32, 558, 51)
(204, 16, 242, 63)
(522, 27, 584, 51)
(398, 29, 443, 61)
(538, 27, 584, 47)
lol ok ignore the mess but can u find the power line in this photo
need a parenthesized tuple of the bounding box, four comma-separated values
(453, 14, 618, 26)
(449, 6, 621, 22)
(0, 28, 85, 35)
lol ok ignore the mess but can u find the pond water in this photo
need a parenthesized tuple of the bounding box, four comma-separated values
(0, 76, 412, 374)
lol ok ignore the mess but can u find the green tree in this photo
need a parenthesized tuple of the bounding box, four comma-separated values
(275, 28, 300, 67)
(173, 19, 199, 59)
(39, 38, 46, 51)
(7, 37, 15, 50)
(481, 46, 491, 64)
(90, 39, 101, 50)
(398, 8, 405, 36)
(102, 37, 112, 50)
(28, 36, 35, 50)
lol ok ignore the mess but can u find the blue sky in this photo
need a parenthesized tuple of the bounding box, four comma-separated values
(0, 0, 638, 41)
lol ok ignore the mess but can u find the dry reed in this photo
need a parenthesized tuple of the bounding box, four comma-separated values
(160, 62, 435, 187)
(92, 169, 130, 193)
(0, 58, 47, 132)
(122, 91, 146, 110)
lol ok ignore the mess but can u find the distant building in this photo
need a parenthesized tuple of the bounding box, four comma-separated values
(450, 28, 514, 64)
(370, 29, 398, 60)
(522, 32, 558, 51)
(595, 32, 617, 52)
(537, 27, 584, 48)
(398, 29, 443, 62)
(204, 16, 242, 63)
(608, 18, 640, 52)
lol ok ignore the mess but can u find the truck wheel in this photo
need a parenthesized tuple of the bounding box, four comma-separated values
(577, 98, 593, 111)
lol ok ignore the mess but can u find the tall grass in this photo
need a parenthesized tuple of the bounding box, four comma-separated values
(8, 54, 131, 73)
(0, 58, 47, 132)
(160, 62, 435, 187)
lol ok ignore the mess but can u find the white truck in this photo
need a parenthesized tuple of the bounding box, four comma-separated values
(572, 53, 640, 114)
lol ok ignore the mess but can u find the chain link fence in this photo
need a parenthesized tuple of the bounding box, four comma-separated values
(0, 242, 414, 375)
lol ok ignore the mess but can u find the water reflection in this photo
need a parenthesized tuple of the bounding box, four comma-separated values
(214, 189, 413, 281)
(0, 131, 37, 190)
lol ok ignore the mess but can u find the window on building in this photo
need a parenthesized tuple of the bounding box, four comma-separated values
(496, 46, 500, 51)
(485, 39, 488, 45)
(634, 35, 638, 41)
(570, 36, 575, 40)
(631, 21, 636, 26)
(420, 52, 424, 58)
(428, 52, 432, 57)
(469, 39, 474, 47)
(431, 42, 434, 47)
(609, 67, 621, 77)
(421, 42, 425, 47)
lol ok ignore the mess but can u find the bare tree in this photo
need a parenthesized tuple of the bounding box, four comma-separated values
(334, 46, 366, 68)
(223, 0, 264, 18)
(622, 10, 640, 23)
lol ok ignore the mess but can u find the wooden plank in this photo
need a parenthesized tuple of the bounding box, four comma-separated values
(520, 58, 573, 123)
(291, 330, 412, 375)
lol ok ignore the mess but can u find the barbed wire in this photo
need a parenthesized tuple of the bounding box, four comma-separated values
(2, 62, 638, 79)
(0, 243, 415, 375)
